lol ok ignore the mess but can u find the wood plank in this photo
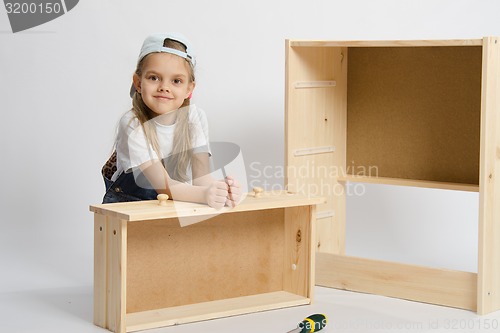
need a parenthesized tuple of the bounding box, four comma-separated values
(126, 291, 310, 332)
(284, 39, 293, 190)
(90, 191, 325, 222)
(315, 216, 336, 253)
(284, 42, 347, 255)
(93, 214, 107, 328)
(290, 39, 483, 48)
(478, 36, 500, 315)
(107, 217, 127, 333)
(316, 253, 477, 310)
(332, 46, 348, 256)
(338, 175, 479, 192)
(309, 205, 316, 302)
(283, 206, 313, 298)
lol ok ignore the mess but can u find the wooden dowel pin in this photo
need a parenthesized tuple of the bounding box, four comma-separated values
(157, 194, 169, 206)
(253, 187, 263, 198)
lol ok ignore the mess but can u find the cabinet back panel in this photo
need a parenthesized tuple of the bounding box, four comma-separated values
(126, 209, 285, 313)
(347, 46, 482, 184)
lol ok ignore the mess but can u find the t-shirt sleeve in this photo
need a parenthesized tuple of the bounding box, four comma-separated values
(115, 112, 159, 173)
(190, 106, 211, 156)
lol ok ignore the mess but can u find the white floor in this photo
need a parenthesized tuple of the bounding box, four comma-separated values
(1, 285, 499, 333)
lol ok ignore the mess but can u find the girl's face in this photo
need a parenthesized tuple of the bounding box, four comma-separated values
(133, 52, 195, 117)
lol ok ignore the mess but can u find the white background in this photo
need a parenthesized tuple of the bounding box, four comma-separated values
(0, 0, 498, 324)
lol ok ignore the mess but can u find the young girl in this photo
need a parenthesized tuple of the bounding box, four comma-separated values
(102, 33, 241, 209)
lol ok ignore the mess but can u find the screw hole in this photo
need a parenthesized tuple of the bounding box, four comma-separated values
(113, 230, 116, 235)
(99, 226, 102, 232)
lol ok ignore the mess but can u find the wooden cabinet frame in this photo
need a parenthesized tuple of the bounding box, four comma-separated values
(90, 192, 323, 332)
(285, 37, 500, 314)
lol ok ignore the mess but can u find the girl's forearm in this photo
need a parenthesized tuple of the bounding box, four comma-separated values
(140, 160, 209, 204)
(167, 180, 208, 204)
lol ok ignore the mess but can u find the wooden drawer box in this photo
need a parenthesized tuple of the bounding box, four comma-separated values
(90, 192, 324, 332)
(285, 37, 500, 314)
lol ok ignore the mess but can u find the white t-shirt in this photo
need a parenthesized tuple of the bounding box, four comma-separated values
(111, 105, 210, 181)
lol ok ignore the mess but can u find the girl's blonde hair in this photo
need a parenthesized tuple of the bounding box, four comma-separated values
(131, 38, 195, 183)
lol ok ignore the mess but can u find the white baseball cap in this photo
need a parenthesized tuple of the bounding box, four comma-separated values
(130, 32, 196, 97)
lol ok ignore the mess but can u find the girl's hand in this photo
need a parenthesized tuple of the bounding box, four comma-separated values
(206, 180, 229, 209)
(225, 176, 242, 207)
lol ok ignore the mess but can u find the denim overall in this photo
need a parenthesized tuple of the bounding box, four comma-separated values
(102, 170, 158, 203)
